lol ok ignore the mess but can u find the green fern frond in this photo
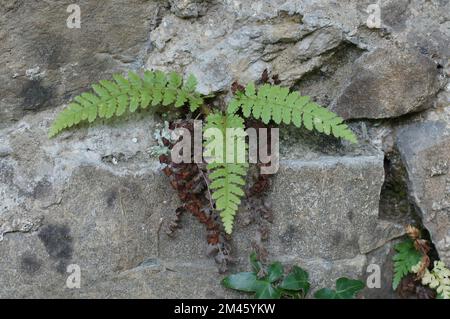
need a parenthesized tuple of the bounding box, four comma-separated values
(392, 239, 422, 290)
(227, 82, 357, 144)
(49, 71, 203, 137)
(204, 112, 248, 234)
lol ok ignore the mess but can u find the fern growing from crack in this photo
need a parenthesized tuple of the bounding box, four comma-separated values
(227, 82, 357, 144)
(48, 70, 359, 236)
(413, 261, 450, 299)
(49, 71, 203, 137)
(392, 238, 422, 290)
(204, 112, 248, 234)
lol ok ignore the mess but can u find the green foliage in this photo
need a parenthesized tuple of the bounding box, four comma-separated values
(278, 264, 310, 295)
(222, 253, 310, 299)
(413, 261, 450, 299)
(392, 239, 422, 290)
(49, 71, 203, 137)
(227, 82, 357, 144)
(314, 278, 365, 299)
(204, 112, 248, 234)
(48, 69, 361, 238)
(223, 253, 364, 299)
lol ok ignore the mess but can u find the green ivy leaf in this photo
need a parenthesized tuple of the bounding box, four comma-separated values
(314, 277, 365, 299)
(267, 262, 284, 283)
(222, 254, 315, 300)
(222, 272, 281, 299)
(279, 266, 310, 296)
(313, 288, 336, 299)
(221, 272, 258, 292)
(253, 281, 282, 299)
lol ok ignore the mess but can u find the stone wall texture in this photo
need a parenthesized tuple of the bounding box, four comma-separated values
(0, 0, 449, 298)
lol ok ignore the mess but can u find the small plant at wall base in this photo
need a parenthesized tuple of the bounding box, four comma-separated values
(222, 253, 365, 299)
(392, 225, 450, 299)
(48, 69, 357, 269)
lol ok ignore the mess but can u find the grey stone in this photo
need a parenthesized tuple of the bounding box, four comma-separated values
(232, 153, 398, 259)
(403, 0, 450, 62)
(0, 0, 162, 128)
(169, 0, 210, 18)
(145, 1, 351, 94)
(1, 0, 450, 299)
(396, 121, 450, 264)
(271, 26, 343, 85)
(361, 240, 400, 299)
(0, 108, 399, 297)
(331, 47, 442, 119)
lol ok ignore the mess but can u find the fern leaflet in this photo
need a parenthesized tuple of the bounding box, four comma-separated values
(412, 260, 450, 299)
(204, 112, 248, 234)
(227, 83, 357, 144)
(392, 239, 422, 289)
(49, 71, 203, 137)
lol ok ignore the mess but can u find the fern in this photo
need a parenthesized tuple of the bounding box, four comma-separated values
(412, 261, 450, 299)
(392, 239, 422, 290)
(48, 71, 359, 236)
(49, 71, 203, 137)
(227, 83, 357, 144)
(204, 112, 248, 234)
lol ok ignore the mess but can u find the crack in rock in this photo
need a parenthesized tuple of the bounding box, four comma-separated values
(0, 217, 42, 241)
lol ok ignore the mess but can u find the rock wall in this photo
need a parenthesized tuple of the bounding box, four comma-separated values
(0, 0, 449, 298)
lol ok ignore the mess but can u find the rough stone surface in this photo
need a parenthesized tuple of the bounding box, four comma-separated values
(169, 0, 210, 18)
(238, 155, 385, 260)
(332, 47, 442, 119)
(396, 121, 450, 265)
(0, 109, 398, 297)
(0, 0, 162, 128)
(361, 240, 399, 299)
(1, 0, 450, 298)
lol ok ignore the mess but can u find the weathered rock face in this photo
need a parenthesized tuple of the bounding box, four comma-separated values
(169, 0, 209, 18)
(0, 0, 163, 128)
(331, 47, 441, 119)
(0, 110, 397, 298)
(1, 0, 449, 299)
(396, 121, 450, 265)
